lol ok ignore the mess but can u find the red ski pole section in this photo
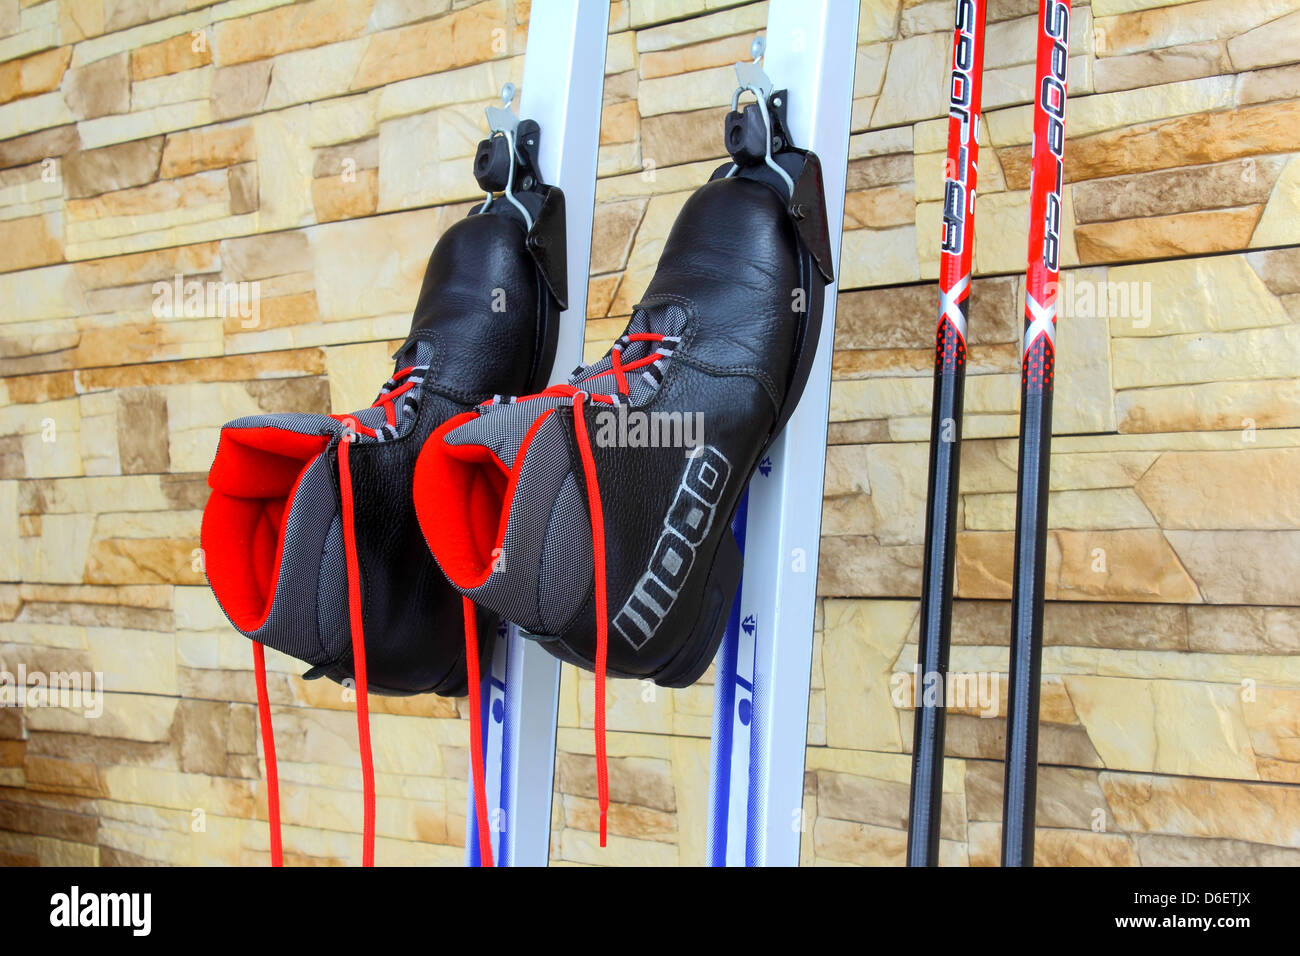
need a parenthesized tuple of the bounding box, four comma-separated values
(936, 0, 987, 371)
(1022, 0, 1071, 393)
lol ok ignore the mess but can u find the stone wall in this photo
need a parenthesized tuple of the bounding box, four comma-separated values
(0, 0, 1296, 866)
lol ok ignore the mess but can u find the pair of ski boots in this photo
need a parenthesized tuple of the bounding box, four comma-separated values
(202, 70, 832, 866)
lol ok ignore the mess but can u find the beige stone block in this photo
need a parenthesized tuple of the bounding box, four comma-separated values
(61, 137, 163, 202)
(308, 90, 378, 147)
(1242, 687, 1300, 775)
(213, 0, 373, 66)
(1034, 828, 1140, 866)
(1116, 378, 1300, 433)
(829, 374, 929, 422)
(822, 599, 914, 753)
(1072, 157, 1282, 225)
(0, 44, 71, 106)
(632, 0, 767, 38)
(1188, 605, 1300, 655)
(1252, 155, 1300, 247)
(1228, 7, 1300, 70)
(131, 29, 212, 80)
(377, 110, 476, 210)
(66, 166, 227, 221)
(1102, 771, 1300, 845)
(0, 482, 17, 580)
(636, 62, 734, 117)
(311, 166, 377, 222)
(0, 212, 62, 271)
(817, 769, 966, 841)
(1054, 298, 1116, 436)
(24, 690, 176, 742)
(668, 735, 710, 864)
(78, 100, 213, 150)
(841, 223, 920, 288)
(599, 98, 637, 146)
(1056, 529, 1202, 603)
(62, 50, 128, 119)
(1135, 832, 1300, 864)
(1005, 98, 1300, 187)
(557, 826, 677, 865)
(638, 32, 749, 80)
(1152, 681, 1258, 778)
(1235, 62, 1300, 105)
(210, 59, 270, 120)
(84, 536, 202, 586)
(351, 2, 506, 90)
(70, 7, 206, 68)
(0, 122, 79, 171)
(1000, 52, 1092, 107)
(58, 0, 104, 44)
(812, 817, 967, 867)
(966, 488, 1156, 531)
(1109, 253, 1291, 337)
(1077, 205, 1264, 263)
(1116, 324, 1300, 393)
(0, 86, 71, 136)
(1062, 675, 1159, 771)
(1094, 40, 1228, 94)
(308, 206, 447, 320)
(575, 668, 675, 735)
(374, 56, 517, 123)
(263, 36, 367, 111)
(899, 0, 950, 37)
(871, 31, 949, 127)
(1167, 530, 1300, 605)
(1135, 448, 1300, 531)
(1094, 0, 1300, 57)
(159, 122, 254, 178)
(251, 105, 313, 231)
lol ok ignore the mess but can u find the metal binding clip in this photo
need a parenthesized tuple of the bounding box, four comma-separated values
(481, 83, 534, 231)
(726, 37, 795, 197)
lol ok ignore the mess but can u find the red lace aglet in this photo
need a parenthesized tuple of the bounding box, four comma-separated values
(600, 809, 608, 847)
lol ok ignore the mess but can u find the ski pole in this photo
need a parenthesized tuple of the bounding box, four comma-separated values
(1002, 0, 1072, 867)
(906, 0, 987, 868)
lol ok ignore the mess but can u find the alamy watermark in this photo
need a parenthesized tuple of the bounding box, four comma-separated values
(891, 667, 999, 719)
(0, 664, 104, 718)
(152, 273, 261, 328)
(1054, 272, 1152, 328)
(593, 404, 705, 451)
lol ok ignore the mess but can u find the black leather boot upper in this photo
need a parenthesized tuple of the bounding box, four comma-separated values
(416, 153, 830, 687)
(202, 196, 564, 696)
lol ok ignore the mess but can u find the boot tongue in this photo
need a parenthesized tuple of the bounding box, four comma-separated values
(444, 399, 557, 470)
(437, 398, 594, 637)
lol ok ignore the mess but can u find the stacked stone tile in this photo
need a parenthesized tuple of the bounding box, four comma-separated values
(0, 0, 1296, 866)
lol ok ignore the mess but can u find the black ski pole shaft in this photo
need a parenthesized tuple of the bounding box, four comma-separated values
(1002, 0, 1072, 867)
(907, 0, 987, 867)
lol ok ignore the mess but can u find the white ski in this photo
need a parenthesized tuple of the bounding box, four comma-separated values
(706, 0, 858, 867)
(466, 0, 608, 868)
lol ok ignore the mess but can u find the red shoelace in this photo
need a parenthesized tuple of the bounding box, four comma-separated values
(249, 367, 424, 866)
(461, 333, 669, 860)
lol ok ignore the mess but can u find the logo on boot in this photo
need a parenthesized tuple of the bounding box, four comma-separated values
(613, 445, 732, 649)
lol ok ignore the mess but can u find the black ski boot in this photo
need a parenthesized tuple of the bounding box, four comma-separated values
(201, 100, 565, 865)
(413, 68, 833, 843)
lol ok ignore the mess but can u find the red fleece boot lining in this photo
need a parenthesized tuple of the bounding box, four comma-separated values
(414, 409, 555, 591)
(203, 428, 330, 633)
